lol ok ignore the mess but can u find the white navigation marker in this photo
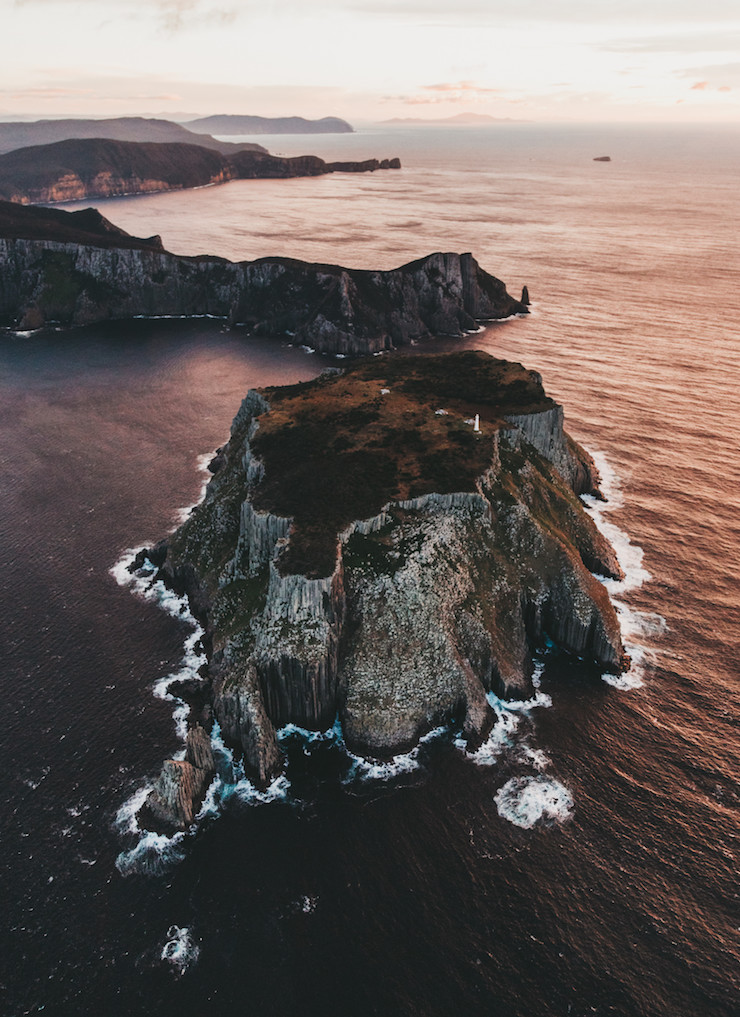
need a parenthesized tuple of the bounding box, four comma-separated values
(473, 413, 480, 432)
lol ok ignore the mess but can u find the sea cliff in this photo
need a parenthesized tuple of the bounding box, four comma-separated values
(137, 352, 627, 828)
(0, 203, 527, 352)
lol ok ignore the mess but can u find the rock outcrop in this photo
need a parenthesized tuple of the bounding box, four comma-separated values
(138, 352, 627, 825)
(0, 203, 527, 352)
(144, 725, 216, 829)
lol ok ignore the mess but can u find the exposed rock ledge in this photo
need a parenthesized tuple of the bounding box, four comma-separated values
(135, 352, 627, 828)
(0, 202, 527, 354)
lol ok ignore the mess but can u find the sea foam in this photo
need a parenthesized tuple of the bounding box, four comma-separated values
(160, 925, 200, 976)
(581, 450, 665, 688)
(494, 775, 574, 829)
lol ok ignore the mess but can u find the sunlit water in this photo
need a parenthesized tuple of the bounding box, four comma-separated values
(1, 124, 739, 1016)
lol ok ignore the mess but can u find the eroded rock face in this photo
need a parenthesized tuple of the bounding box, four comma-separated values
(0, 221, 526, 353)
(142, 353, 627, 793)
(146, 725, 216, 830)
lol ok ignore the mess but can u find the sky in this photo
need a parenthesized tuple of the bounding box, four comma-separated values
(2, 0, 740, 122)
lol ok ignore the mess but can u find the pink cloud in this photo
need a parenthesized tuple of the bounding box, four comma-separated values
(691, 81, 709, 90)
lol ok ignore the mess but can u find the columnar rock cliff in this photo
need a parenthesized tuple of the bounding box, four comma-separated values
(0, 203, 527, 351)
(137, 352, 627, 828)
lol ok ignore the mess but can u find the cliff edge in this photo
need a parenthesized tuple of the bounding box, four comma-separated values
(137, 352, 627, 828)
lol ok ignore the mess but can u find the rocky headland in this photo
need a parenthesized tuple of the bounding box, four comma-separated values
(0, 138, 401, 205)
(0, 201, 526, 351)
(137, 352, 628, 829)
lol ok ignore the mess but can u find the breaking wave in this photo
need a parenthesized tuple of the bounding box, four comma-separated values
(582, 450, 665, 688)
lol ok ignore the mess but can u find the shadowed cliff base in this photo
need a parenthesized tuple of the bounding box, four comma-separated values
(137, 352, 628, 828)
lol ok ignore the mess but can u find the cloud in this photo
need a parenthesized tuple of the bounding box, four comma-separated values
(601, 30, 740, 54)
(0, 86, 96, 99)
(343, 0, 740, 23)
(679, 61, 740, 90)
(422, 81, 501, 95)
(15, 0, 242, 31)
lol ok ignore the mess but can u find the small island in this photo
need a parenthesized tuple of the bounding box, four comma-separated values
(137, 352, 628, 830)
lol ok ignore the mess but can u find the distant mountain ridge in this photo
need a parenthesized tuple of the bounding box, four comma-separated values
(185, 115, 354, 135)
(382, 113, 526, 125)
(0, 117, 267, 156)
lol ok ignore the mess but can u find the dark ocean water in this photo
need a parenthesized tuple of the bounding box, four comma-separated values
(2, 124, 739, 1016)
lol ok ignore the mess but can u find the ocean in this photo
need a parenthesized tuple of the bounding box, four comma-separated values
(1, 123, 739, 1016)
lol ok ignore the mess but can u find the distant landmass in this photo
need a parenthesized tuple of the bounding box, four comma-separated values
(0, 138, 401, 204)
(185, 115, 354, 135)
(0, 117, 268, 157)
(382, 113, 525, 125)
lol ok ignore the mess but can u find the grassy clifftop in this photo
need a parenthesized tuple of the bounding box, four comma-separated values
(250, 352, 555, 575)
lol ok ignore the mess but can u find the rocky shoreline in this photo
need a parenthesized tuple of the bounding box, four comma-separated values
(133, 352, 628, 830)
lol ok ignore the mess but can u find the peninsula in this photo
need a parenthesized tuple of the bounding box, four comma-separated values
(0, 138, 400, 204)
(0, 201, 526, 351)
(138, 352, 627, 830)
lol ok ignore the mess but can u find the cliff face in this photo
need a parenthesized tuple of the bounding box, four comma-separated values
(141, 353, 627, 828)
(0, 221, 527, 352)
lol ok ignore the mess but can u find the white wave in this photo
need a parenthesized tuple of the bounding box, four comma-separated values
(494, 775, 574, 829)
(160, 925, 200, 976)
(581, 449, 666, 689)
(343, 725, 448, 783)
(115, 786, 152, 835)
(208, 721, 292, 808)
(231, 773, 291, 805)
(110, 545, 208, 743)
(519, 746, 551, 772)
(116, 830, 187, 877)
(173, 452, 214, 524)
(455, 683, 552, 767)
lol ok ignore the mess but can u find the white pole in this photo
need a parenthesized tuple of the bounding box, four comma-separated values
(473, 414, 480, 432)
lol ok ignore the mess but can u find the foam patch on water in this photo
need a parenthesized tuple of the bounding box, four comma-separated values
(160, 925, 200, 976)
(581, 450, 666, 688)
(494, 776, 574, 829)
